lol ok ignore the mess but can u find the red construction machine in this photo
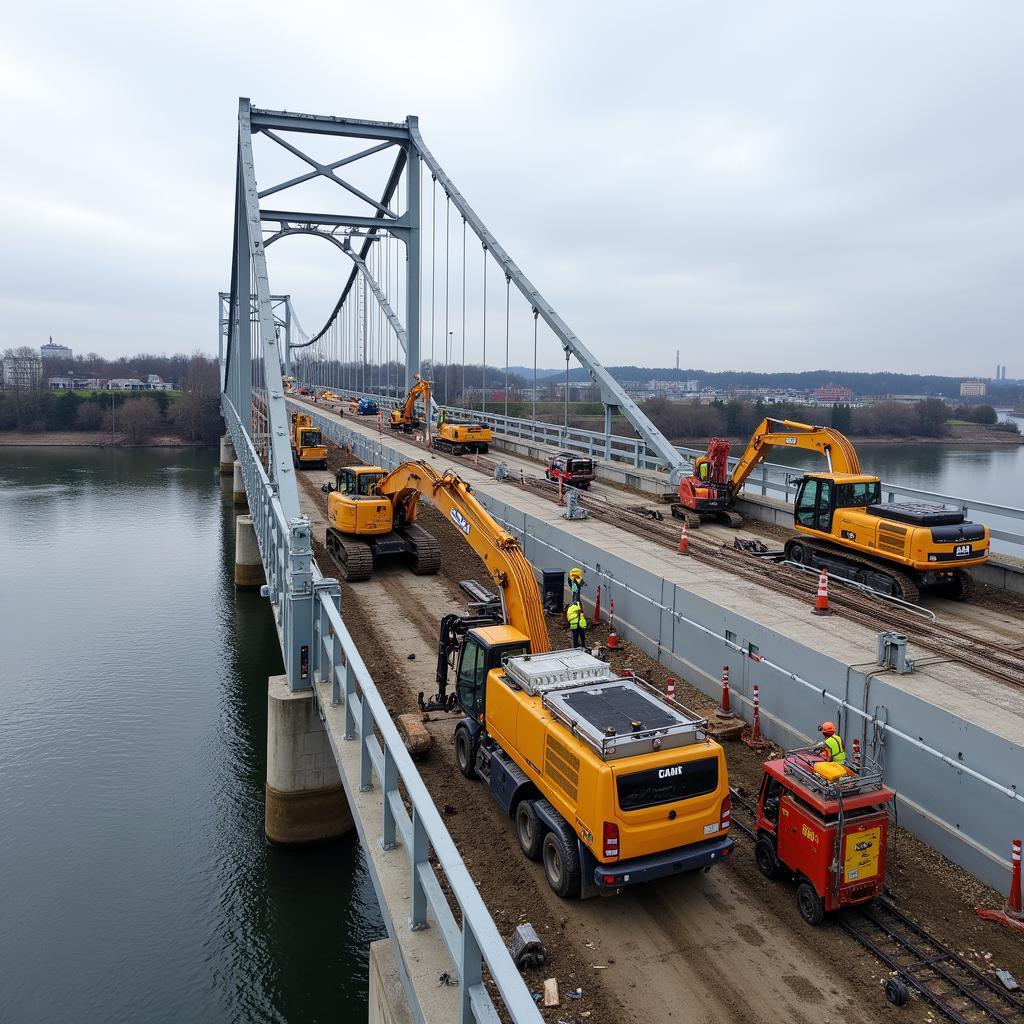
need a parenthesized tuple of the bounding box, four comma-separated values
(674, 437, 741, 527)
(752, 746, 894, 925)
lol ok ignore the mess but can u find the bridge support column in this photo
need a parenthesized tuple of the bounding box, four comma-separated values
(234, 515, 265, 589)
(265, 674, 354, 844)
(232, 461, 247, 507)
(219, 433, 235, 474)
(369, 940, 413, 1024)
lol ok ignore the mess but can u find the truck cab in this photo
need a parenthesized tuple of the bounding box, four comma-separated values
(545, 452, 596, 490)
(452, 642, 733, 898)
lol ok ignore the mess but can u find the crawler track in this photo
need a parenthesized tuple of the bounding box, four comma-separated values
(728, 792, 1024, 1024)
(522, 478, 1024, 690)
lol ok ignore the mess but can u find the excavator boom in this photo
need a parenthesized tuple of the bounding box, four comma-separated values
(728, 418, 862, 495)
(374, 461, 550, 653)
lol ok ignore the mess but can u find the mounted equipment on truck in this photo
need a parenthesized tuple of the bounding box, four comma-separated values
(400, 463, 734, 897)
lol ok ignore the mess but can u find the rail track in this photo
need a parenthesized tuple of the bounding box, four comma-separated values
(728, 791, 1024, 1024)
(311, 405, 1024, 690)
(518, 477, 1024, 690)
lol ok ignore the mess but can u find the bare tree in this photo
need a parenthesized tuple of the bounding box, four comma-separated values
(117, 397, 162, 444)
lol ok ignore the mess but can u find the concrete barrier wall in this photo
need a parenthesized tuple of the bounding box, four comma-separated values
(312, 409, 1023, 894)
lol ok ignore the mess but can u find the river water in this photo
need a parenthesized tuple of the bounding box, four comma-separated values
(0, 447, 383, 1024)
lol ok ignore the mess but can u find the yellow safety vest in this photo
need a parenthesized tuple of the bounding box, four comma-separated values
(824, 735, 846, 764)
(567, 604, 587, 629)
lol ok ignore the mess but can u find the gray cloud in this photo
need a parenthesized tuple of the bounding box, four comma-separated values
(1, 0, 1020, 374)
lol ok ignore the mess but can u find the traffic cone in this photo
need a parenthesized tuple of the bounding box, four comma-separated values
(607, 630, 619, 649)
(678, 523, 688, 555)
(812, 568, 830, 615)
(593, 585, 602, 626)
(976, 839, 1024, 932)
(743, 683, 769, 751)
(665, 678, 676, 702)
(719, 665, 733, 717)
(606, 599, 618, 649)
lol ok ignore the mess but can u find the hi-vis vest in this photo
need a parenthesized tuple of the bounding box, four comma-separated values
(567, 604, 587, 629)
(824, 735, 846, 764)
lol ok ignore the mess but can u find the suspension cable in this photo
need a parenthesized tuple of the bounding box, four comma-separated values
(444, 192, 450, 405)
(482, 244, 488, 412)
(532, 307, 539, 422)
(461, 216, 467, 402)
(431, 175, 437, 374)
(504, 274, 511, 418)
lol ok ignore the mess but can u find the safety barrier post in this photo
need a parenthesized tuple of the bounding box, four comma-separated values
(410, 806, 428, 930)
(381, 746, 398, 850)
(593, 584, 601, 625)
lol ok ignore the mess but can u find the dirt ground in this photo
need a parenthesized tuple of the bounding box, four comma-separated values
(295, 453, 1023, 1024)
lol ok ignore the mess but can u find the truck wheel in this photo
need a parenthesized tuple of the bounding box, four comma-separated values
(454, 727, 477, 780)
(796, 881, 825, 925)
(884, 977, 909, 1007)
(755, 837, 781, 879)
(515, 800, 544, 861)
(542, 829, 581, 898)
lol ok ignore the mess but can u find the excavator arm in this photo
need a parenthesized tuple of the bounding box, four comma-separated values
(374, 461, 550, 654)
(392, 376, 431, 429)
(728, 418, 862, 496)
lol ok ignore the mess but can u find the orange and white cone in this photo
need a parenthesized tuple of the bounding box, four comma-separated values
(678, 523, 689, 555)
(812, 568, 830, 615)
(976, 838, 1024, 932)
(665, 678, 676, 702)
(719, 665, 733, 717)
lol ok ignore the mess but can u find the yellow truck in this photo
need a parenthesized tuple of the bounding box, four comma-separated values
(374, 461, 736, 897)
(289, 412, 328, 469)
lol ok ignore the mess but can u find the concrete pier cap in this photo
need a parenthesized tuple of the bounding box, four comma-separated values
(219, 433, 235, 474)
(232, 461, 247, 507)
(234, 515, 266, 589)
(265, 675, 354, 844)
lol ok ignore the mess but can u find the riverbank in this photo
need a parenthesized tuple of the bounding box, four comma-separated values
(0, 430, 211, 448)
(671, 425, 1024, 447)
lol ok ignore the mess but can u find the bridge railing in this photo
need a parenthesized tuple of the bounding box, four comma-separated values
(222, 396, 541, 1024)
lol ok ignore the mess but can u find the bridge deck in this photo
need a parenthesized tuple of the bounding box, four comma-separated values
(295, 397, 1024, 747)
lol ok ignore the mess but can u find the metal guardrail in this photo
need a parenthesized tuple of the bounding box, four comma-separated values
(222, 396, 541, 1024)
(312, 387, 1024, 551)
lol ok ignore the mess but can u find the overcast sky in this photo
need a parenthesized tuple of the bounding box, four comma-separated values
(2, 1, 1021, 375)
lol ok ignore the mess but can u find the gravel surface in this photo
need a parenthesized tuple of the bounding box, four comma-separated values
(295, 442, 1024, 1023)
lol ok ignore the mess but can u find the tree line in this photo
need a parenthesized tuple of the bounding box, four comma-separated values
(639, 397, 1017, 441)
(0, 354, 222, 444)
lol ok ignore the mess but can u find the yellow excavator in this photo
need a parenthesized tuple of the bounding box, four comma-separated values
(347, 461, 736, 898)
(389, 375, 431, 434)
(682, 419, 988, 601)
(432, 409, 493, 455)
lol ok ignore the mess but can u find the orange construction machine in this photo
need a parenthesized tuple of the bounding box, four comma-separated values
(753, 747, 894, 925)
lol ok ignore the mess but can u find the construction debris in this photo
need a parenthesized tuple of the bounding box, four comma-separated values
(543, 978, 560, 1007)
(508, 922, 546, 969)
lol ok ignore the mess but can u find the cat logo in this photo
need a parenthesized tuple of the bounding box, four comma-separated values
(450, 509, 471, 536)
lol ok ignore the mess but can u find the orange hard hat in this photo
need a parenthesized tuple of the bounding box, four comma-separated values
(819, 721, 836, 736)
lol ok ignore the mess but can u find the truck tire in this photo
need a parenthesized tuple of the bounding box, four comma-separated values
(515, 800, 544, 861)
(454, 726, 477, 780)
(542, 829, 581, 898)
(755, 837, 781, 879)
(796, 880, 825, 925)
(884, 977, 909, 1007)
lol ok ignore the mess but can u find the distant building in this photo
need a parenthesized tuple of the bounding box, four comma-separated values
(49, 375, 108, 390)
(2, 354, 43, 389)
(960, 380, 987, 397)
(109, 377, 147, 391)
(814, 384, 853, 404)
(40, 338, 72, 361)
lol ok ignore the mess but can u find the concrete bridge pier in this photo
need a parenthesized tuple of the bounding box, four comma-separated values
(265, 675, 354, 844)
(232, 461, 247, 507)
(219, 433, 235, 474)
(234, 515, 265, 589)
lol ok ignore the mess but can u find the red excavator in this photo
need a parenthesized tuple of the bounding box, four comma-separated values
(674, 437, 741, 527)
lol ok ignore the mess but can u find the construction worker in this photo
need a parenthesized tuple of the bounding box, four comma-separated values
(568, 566, 585, 604)
(817, 721, 846, 764)
(566, 601, 588, 649)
